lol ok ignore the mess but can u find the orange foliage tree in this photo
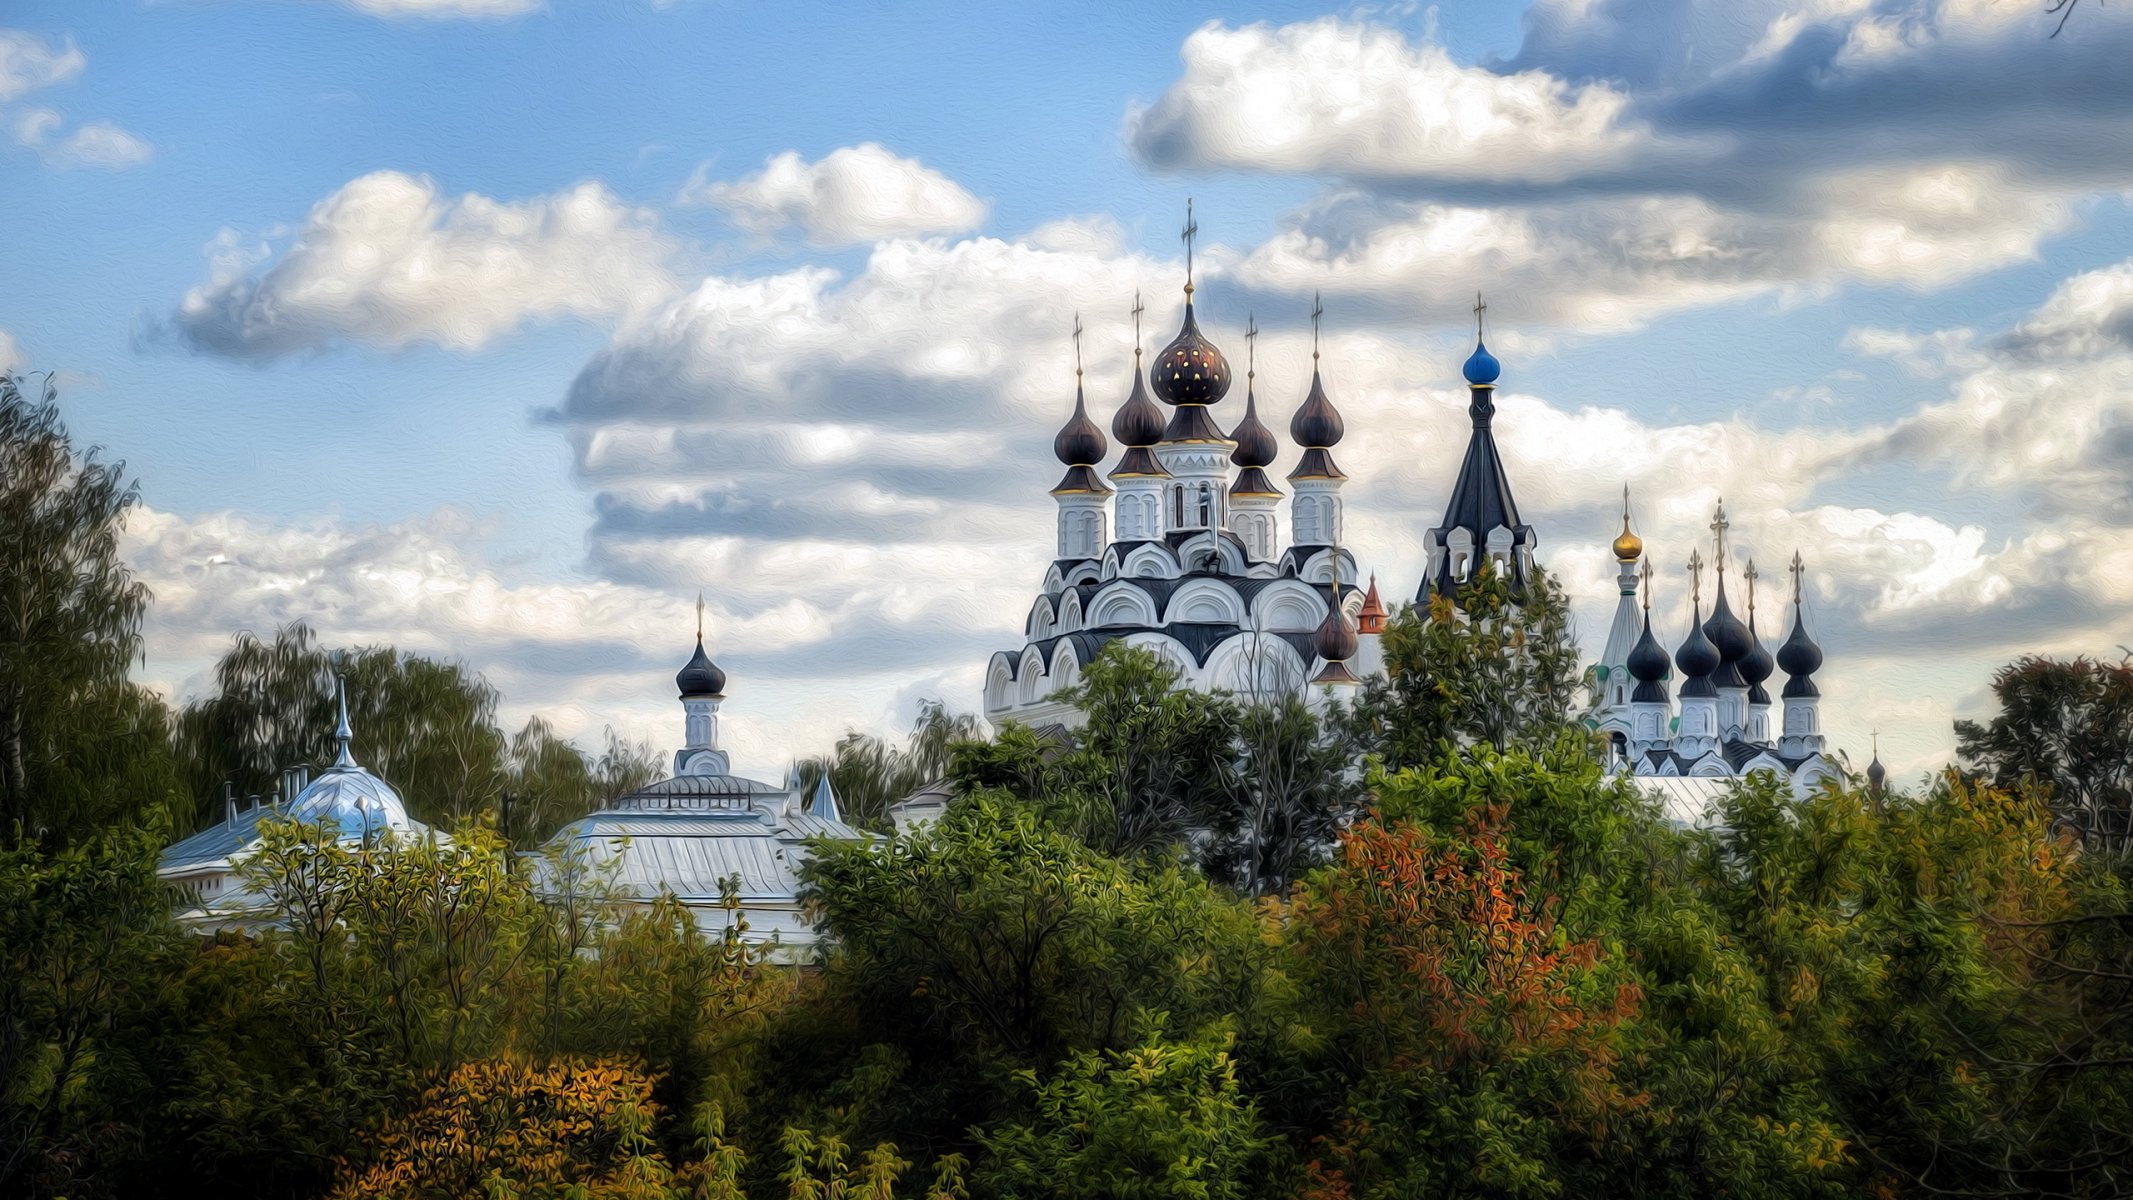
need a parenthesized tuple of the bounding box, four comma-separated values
(1289, 806, 1644, 1199)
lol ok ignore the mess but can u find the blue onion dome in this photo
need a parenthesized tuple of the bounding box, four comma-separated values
(676, 637, 726, 699)
(1053, 380, 1107, 467)
(288, 678, 414, 840)
(1463, 338, 1502, 386)
(1150, 302, 1232, 406)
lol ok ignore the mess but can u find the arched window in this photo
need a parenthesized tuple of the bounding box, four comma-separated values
(1172, 487, 1184, 528)
(1196, 483, 1213, 528)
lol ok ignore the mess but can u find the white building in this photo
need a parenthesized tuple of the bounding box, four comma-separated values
(541, 628, 872, 959)
(984, 226, 1380, 727)
(157, 678, 435, 929)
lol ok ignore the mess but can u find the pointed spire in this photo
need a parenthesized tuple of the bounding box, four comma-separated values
(1777, 549, 1824, 695)
(1628, 558, 1671, 696)
(1357, 572, 1387, 634)
(810, 773, 842, 824)
(332, 673, 357, 769)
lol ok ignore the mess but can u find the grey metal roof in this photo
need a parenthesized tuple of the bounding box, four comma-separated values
(160, 805, 276, 875)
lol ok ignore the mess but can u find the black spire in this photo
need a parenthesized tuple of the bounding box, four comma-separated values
(1420, 293, 1531, 601)
(1739, 558, 1777, 705)
(1628, 559, 1671, 703)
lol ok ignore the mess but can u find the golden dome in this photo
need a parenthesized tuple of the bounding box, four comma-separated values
(1613, 485, 1643, 561)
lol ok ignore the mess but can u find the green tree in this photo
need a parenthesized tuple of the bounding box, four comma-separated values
(1957, 654, 2133, 856)
(796, 701, 983, 833)
(974, 1026, 1273, 1200)
(0, 373, 179, 843)
(1347, 560, 1588, 772)
(1206, 693, 1360, 898)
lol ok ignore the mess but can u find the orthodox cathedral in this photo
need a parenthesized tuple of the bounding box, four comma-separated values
(984, 209, 1842, 800)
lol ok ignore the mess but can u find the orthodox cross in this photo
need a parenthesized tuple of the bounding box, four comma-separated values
(1687, 548, 1705, 610)
(1311, 290, 1324, 361)
(1743, 559, 1760, 622)
(1473, 291, 1488, 339)
(1789, 549, 1806, 606)
(1639, 557, 1654, 614)
(1181, 198, 1198, 294)
(1131, 291, 1144, 361)
(1710, 499, 1730, 575)
(695, 591, 704, 643)
(1245, 313, 1258, 383)
(1071, 312, 1084, 380)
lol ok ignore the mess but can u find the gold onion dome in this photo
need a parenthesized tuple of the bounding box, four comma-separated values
(1613, 517, 1643, 562)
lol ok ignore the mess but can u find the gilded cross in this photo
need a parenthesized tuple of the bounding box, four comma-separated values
(1687, 548, 1705, 609)
(1473, 291, 1487, 339)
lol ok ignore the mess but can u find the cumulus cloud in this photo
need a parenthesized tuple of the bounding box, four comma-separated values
(0, 29, 83, 101)
(1128, 8, 2128, 330)
(0, 328, 21, 373)
(679, 144, 988, 246)
(171, 171, 681, 358)
(1, 29, 150, 169)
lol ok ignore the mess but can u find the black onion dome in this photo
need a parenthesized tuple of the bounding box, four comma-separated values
(1053, 382, 1107, 467)
(1675, 604, 1720, 694)
(1778, 607, 1823, 698)
(1739, 615, 1776, 690)
(1628, 613, 1671, 683)
(1313, 592, 1359, 677)
(676, 638, 726, 699)
(1867, 754, 1888, 793)
(1289, 369, 1345, 448)
(1111, 362, 1166, 447)
(1229, 388, 1277, 468)
(1150, 303, 1232, 406)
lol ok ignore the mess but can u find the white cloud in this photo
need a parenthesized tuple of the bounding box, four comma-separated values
(173, 171, 682, 358)
(0, 29, 83, 102)
(1, 30, 150, 170)
(0, 328, 21, 373)
(1130, 18, 1665, 185)
(679, 143, 988, 246)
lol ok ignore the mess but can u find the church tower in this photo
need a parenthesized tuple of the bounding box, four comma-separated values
(1049, 317, 1112, 560)
(1150, 201, 1235, 538)
(1226, 316, 1283, 561)
(674, 597, 730, 777)
(1421, 296, 1537, 600)
(1287, 294, 1347, 550)
(1777, 551, 1826, 758)
(1109, 293, 1169, 542)
(1596, 486, 1645, 713)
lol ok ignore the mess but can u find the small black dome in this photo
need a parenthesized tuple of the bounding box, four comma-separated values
(1229, 386, 1277, 468)
(1675, 610, 1720, 681)
(1739, 614, 1776, 689)
(1290, 368, 1345, 449)
(1776, 607, 1823, 678)
(1111, 360, 1166, 447)
(1866, 754, 1887, 792)
(1628, 612, 1671, 684)
(676, 638, 726, 698)
(1150, 303, 1232, 406)
(1053, 381, 1107, 467)
(1314, 592, 1358, 665)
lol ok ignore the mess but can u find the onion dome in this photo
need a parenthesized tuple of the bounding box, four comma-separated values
(1613, 488, 1643, 562)
(1151, 302, 1233, 407)
(677, 636, 726, 699)
(287, 676, 414, 841)
(1051, 374, 1113, 496)
(1109, 308, 1172, 481)
(1229, 319, 1282, 498)
(1777, 550, 1822, 698)
(1357, 573, 1387, 635)
(1866, 747, 1888, 796)
(1676, 566, 1720, 699)
(1739, 563, 1776, 704)
(1289, 297, 1348, 482)
(1703, 576, 1752, 689)
(1310, 584, 1360, 686)
(1628, 612, 1672, 703)
(1463, 339, 1502, 386)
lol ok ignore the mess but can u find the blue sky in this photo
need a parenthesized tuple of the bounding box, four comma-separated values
(7, 0, 2133, 781)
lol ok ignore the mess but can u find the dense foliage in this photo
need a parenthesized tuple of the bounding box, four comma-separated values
(7, 374, 2133, 1198)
